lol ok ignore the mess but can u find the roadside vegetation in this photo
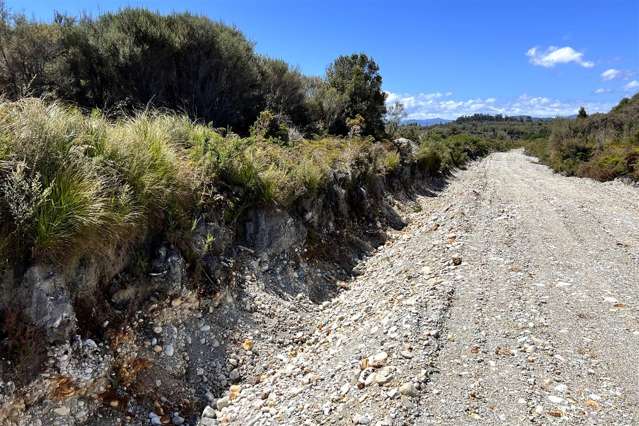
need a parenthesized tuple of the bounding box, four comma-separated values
(0, 97, 519, 269)
(397, 115, 549, 174)
(0, 6, 521, 271)
(0, 98, 404, 267)
(0, 5, 387, 138)
(525, 94, 639, 181)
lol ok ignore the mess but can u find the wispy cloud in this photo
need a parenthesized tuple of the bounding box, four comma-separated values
(594, 88, 611, 94)
(601, 68, 622, 81)
(526, 46, 594, 68)
(624, 80, 639, 91)
(386, 91, 615, 120)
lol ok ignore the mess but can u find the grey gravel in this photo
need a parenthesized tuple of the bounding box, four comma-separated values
(204, 150, 639, 425)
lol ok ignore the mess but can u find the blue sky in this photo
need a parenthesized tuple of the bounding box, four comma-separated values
(6, 0, 639, 119)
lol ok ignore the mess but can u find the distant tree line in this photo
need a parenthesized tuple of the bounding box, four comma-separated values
(398, 120, 551, 143)
(0, 5, 387, 137)
(455, 113, 536, 123)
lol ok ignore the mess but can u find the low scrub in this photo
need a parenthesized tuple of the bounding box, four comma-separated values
(525, 94, 639, 181)
(409, 130, 518, 175)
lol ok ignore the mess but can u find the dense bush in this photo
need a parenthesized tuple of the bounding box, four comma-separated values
(0, 96, 518, 268)
(0, 6, 389, 137)
(525, 94, 639, 181)
(0, 12, 64, 99)
(250, 110, 290, 143)
(401, 119, 551, 143)
(0, 5, 524, 271)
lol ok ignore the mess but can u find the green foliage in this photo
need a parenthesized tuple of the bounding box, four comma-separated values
(305, 78, 348, 135)
(251, 110, 289, 143)
(0, 99, 141, 262)
(578, 106, 588, 119)
(0, 5, 63, 99)
(258, 58, 310, 128)
(57, 9, 264, 131)
(0, 98, 421, 267)
(397, 120, 524, 175)
(455, 113, 537, 123)
(401, 118, 551, 143)
(0, 6, 527, 271)
(385, 102, 406, 139)
(346, 114, 365, 138)
(415, 144, 442, 175)
(382, 150, 401, 172)
(0, 7, 390, 138)
(525, 93, 639, 181)
(0, 99, 197, 263)
(322, 54, 387, 137)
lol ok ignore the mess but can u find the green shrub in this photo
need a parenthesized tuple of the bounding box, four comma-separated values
(526, 95, 639, 181)
(0, 7, 391, 137)
(382, 150, 401, 173)
(415, 144, 442, 175)
(576, 144, 639, 181)
(251, 110, 289, 144)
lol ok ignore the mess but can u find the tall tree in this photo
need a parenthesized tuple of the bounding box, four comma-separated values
(257, 58, 310, 128)
(325, 53, 387, 137)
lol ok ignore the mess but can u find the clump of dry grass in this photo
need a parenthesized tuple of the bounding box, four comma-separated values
(0, 99, 403, 266)
(0, 99, 194, 263)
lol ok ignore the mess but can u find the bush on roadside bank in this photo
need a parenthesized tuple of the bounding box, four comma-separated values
(524, 94, 639, 182)
(0, 98, 522, 271)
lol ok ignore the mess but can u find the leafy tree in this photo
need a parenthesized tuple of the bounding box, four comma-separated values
(305, 77, 348, 135)
(257, 58, 310, 129)
(0, 5, 63, 99)
(325, 53, 387, 137)
(578, 106, 588, 119)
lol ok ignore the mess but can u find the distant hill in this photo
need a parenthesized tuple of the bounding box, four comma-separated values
(403, 118, 451, 126)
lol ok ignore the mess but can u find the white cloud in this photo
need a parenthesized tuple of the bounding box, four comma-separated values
(385, 91, 453, 110)
(387, 91, 615, 120)
(601, 68, 621, 81)
(624, 80, 639, 91)
(594, 88, 611, 94)
(526, 46, 594, 68)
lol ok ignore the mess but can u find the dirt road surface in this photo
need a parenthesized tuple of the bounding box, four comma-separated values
(205, 150, 639, 425)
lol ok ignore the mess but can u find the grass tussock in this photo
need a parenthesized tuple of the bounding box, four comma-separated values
(0, 98, 517, 268)
(0, 98, 406, 266)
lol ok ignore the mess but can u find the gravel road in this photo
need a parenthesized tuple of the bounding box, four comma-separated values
(202, 150, 639, 425)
